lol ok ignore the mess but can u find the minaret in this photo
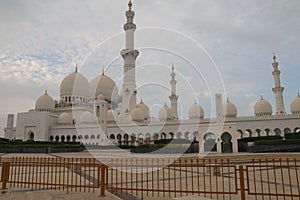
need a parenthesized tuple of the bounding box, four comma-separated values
(121, 0, 139, 113)
(272, 52, 285, 115)
(169, 64, 179, 119)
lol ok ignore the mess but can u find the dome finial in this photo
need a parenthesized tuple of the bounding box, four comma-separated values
(75, 64, 78, 73)
(298, 92, 300, 97)
(164, 102, 167, 106)
(172, 62, 174, 71)
(140, 99, 143, 103)
(45, 90, 48, 95)
(194, 99, 197, 104)
(128, 0, 132, 9)
(102, 67, 105, 75)
(273, 51, 277, 62)
(260, 95, 264, 100)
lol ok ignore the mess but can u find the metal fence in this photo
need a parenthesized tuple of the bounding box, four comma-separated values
(0, 157, 106, 196)
(106, 157, 300, 200)
(1, 156, 300, 199)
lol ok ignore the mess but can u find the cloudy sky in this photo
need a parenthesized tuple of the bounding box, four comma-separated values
(0, 0, 300, 137)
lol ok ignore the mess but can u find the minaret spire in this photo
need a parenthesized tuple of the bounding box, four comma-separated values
(271, 53, 285, 115)
(120, 0, 139, 113)
(169, 63, 179, 119)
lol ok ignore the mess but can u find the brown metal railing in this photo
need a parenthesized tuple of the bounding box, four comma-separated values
(1, 156, 300, 199)
(106, 157, 300, 199)
(0, 157, 106, 196)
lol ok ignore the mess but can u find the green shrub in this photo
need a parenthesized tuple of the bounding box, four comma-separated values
(254, 139, 300, 145)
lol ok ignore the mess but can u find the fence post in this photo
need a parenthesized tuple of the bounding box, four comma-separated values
(1, 162, 10, 191)
(239, 165, 246, 200)
(99, 164, 106, 197)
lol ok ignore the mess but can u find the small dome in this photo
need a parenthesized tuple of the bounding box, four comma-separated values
(107, 109, 117, 122)
(254, 96, 272, 116)
(90, 72, 118, 102)
(224, 98, 237, 118)
(131, 106, 146, 122)
(291, 93, 300, 114)
(188, 102, 204, 119)
(137, 99, 150, 119)
(58, 112, 73, 125)
(35, 91, 55, 111)
(60, 70, 90, 97)
(79, 111, 96, 124)
(158, 103, 173, 121)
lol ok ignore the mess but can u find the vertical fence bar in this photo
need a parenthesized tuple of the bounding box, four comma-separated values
(294, 158, 300, 198)
(203, 159, 206, 198)
(141, 158, 144, 199)
(272, 158, 279, 200)
(168, 158, 171, 198)
(239, 165, 246, 200)
(1, 162, 10, 190)
(259, 159, 264, 200)
(179, 159, 182, 197)
(265, 158, 271, 200)
(100, 164, 105, 197)
(279, 158, 286, 200)
(286, 158, 293, 199)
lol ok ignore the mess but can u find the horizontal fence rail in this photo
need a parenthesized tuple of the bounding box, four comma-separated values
(1, 155, 300, 199)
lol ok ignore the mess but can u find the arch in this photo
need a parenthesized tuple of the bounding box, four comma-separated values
(255, 129, 261, 137)
(61, 135, 65, 142)
(110, 134, 115, 140)
(204, 133, 217, 152)
(169, 132, 174, 139)
(264, 128, 271, 136)
(117, 134, 122, 145)
(130, 134, 136, 145)
(176, 132, 182, 139)
(192, 131, 199, 141)
(161, 132, 166, 140)
(27, 131, 34, 141)
(221, 132, 233, 153)
(184, 132, 190, 140)
(124, 134, 129, 145)
(78, 135, 83, 140)
(72, 135, 77, 142)
(274, 128, 281, 136)
(97, 135, 100, 139)
(91, 135, 95, 139)
(245, 129, 253, 138)
(153, 133, 159, 140)
(66, 135, 71, 142)
(237, 129, 243, 138)
(294, 127, 300, 133)
(55, 135, 59, 142)
(145, 133, 151, 140)
(284, 128, 291, 134)
(84, 135, 89, 140)
(49, 136, 54, 141)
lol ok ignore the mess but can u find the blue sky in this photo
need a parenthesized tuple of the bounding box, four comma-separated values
(0, 0, 300, 137)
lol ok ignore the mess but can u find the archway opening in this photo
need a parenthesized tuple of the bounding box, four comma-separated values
(204, 133, 217, 152)
(27, 131, 34, 141)
(221, 132, 233, 153)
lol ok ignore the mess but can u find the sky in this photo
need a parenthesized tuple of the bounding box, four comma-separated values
(0, 0, 300, 137)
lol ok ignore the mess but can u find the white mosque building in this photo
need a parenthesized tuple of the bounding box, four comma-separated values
(4, 1, 300, 153)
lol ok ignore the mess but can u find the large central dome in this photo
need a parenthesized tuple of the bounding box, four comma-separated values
(60, 70, 90, 97)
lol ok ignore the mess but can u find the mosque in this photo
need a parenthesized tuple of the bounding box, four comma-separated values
(4, 1, 300, 153)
